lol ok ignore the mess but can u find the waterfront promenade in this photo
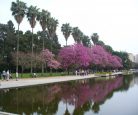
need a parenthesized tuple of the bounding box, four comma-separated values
(0, 74, 97, 89)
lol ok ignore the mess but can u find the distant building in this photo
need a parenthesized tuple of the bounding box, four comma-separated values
(128, 53, 135, 62)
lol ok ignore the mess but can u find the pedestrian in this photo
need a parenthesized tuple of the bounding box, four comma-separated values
(75, 70, 78, 76)
(16, 72, 18, 81)
(6, 70, 10, 81)
(2, 70, 6, 80)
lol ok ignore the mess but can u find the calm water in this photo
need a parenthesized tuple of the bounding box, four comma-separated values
(0, 74, 138, 115)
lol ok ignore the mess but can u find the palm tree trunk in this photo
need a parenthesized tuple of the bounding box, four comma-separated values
(66, 40, 67, 46)
(50, 36, 52, 74)
(41, 31, 45, 75)
(16, 24, 19, 75)
(31, 28, 34, 74)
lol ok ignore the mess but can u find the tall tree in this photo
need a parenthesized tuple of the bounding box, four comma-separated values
(61, 23, 72, 46)
(72, 27, 82, 43)
(47, 17, 58, 49)
(37, 9, 50, 74)
(11, 0, 27, 75)
(82, 35, 91, 47)
(26, 5, 39, 74)
(91, 33, 99, 45)
(37, 9, 50, 50)
(47, 17, 58, 73)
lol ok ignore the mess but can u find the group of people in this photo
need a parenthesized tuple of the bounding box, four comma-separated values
(75, 69, 89, 76)
(0, 70, 12, 81)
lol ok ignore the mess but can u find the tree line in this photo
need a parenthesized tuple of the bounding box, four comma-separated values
(0, 0, 133, 75)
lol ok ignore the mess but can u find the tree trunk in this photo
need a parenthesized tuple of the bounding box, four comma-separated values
(66, 40, 67, 46)
(31, 28, 34, 74)
(41, 31, 45, 76)
(16, 24, 20, 75)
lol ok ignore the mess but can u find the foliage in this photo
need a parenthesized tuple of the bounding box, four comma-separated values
(11, 0, 27, 25)
(41, 49, 60, 69)
(113, 51, 132, 69)
(61, 23, 72, 46)
(72, 27, 82, 43)
(59, 44, 123, 70)
(91, 33, 99, 45)
(81, 35, 91, 47)
(58, 44, 91, 69)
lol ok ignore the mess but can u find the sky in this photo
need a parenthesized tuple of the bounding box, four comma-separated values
(0, 0, 138, 54)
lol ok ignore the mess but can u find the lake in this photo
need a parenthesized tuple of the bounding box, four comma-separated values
(0, 74, 138, 115)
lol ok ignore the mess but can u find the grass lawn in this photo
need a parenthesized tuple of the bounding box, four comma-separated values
(10, 72, 72, 79)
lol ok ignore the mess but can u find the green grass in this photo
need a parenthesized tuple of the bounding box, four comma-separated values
(10, 72, 71, 79)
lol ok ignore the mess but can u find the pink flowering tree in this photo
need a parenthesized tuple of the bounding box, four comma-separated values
(89, 45, 123, 70)
(89, 45, 109, 68)
(40, 49, 60, 70)
(58, 44, 91, 72)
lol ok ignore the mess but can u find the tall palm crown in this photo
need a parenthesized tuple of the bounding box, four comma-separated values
(26, 5, 39, 28)
(82, 35, 91, 47)
(11, 0, 27, 25)
(47, 17, 58, 38)
(91, 33, 99, 45)
(37, 10, 50, 31)
(61, 23, 72, 46)
(72, 27, 82, 43)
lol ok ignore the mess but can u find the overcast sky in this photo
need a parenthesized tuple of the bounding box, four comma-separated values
(0, 0, 138, 54)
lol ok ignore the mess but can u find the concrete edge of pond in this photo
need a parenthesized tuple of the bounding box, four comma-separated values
(0, 111, 19, 115)
(0, 71, 132, 89)
(0, 74, 98, 89)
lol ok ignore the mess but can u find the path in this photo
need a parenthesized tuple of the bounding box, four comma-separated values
(0, 74, 97, 89)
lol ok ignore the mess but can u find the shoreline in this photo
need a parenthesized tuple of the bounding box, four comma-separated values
(0, 74, 97, 89)
(0, 71, 134, 89)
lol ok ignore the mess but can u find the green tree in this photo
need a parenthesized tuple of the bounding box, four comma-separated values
(26, 5, 39, 73)
(104, 45, 113, 53)
(81, 35, 91, 47)
(72, 27, 82, 43)
(113, 51, 132, 69)
(47, 17, 58, 73)
(11, 0, 27, 75)
(61, 23, 72, 46)
(91, 33, 99, 45)
(47, 17, 58, 50)
(0, 21, 16, 71)
(37, 9, 50, 74)
(37, 9, 50, 50)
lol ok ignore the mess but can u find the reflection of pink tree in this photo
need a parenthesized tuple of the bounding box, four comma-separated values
(61, 77, 123, 109)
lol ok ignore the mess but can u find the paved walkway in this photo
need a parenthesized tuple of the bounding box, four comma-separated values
(0, 74, 97, 89)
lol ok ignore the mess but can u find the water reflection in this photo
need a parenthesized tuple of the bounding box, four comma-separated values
(0, 75, 136, 115)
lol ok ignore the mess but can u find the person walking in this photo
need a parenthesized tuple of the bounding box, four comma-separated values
(2, 70, 6, 80)
(16, 72, 18, 81)
(6, 70, 10, 81)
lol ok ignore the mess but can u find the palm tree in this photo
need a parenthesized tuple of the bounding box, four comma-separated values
(37, 9, 50, 50)
(72, 27, 82, 43)
(47, 17, 58, 51)
(91, 33, 99, 45)
(47, 17, 58, 74)
(61, 23, 72, 46)
(37, 10, 50, 74)
(11, 0, 27, 76)
(82, 35, 91, 47)
(26, 5, 39, 74)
